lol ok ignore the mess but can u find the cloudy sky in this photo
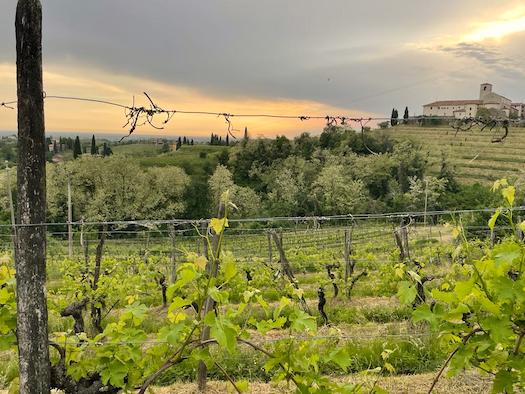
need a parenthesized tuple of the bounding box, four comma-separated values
(1, 0, 525, 137)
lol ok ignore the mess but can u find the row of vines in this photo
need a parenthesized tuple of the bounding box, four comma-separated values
(0, 184, 524, 393)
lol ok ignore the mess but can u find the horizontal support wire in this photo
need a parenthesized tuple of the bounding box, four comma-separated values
(46, 331, 434, 348)
(0, 206, 517, 229)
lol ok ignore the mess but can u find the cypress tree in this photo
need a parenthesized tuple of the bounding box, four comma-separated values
(73, 136, 82, 159)
(226, 134, 229, 146)
(243, 127, 249, 140)
(90, 134, 97, 155)
(390, 108, 396, 127)
(190, 139, 194, 145)
(403, 107, 409, 124)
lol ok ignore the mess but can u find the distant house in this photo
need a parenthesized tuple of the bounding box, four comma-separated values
(423, 83, 520, 119)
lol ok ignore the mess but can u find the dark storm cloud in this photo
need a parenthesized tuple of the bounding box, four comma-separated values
(0, 0, 524, 114)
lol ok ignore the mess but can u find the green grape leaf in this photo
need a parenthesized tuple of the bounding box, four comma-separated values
(397, 281, 417, 305)
(501, 186, 515, 206)
(289, 310, 316, 333)
(492, 370, 515, 394)
(328, 347, 351, 370)
(488, 208, 501, 231)
(210, 217, 229, 235)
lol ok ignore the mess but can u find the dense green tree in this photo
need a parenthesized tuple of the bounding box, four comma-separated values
(90, 135, 97, 155)
(269, 136, 292, 161)
(312, 164, 367, 215)
(404, 176, 447, 211)
(392, 141, 426, 192)
(217, 149, 229, 166)
(403, 107, 409, 124)
(319, 126, 346, 150)
(161, 141, 170, 153)
(47, 156, 190, 222)
(294, 132, 317, 159)
(101, 143, 112, 157)
(208, 165, 260, 217)
(438, 151, 459, 192)
(391, 108, 399, 126)
(73, 136, 82, 159)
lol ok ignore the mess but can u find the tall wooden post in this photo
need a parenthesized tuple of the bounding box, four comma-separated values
(197, 205, 225, 391)
(169, 225, 177, 283)
(267, 231, 273, 264)
(5, 161, 17, 253)
(67, 177, 73, 258)
(344, 228, 353, 283)
(15, 1, 50, 392)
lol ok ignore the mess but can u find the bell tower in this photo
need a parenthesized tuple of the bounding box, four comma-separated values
(480, 83, 492, 100)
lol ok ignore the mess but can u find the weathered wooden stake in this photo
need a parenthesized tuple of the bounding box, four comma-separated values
(343, 228, 353, 283)
(5, 162, 17, 253)
(267, 231, 273, 264)
(67, 177, 73, 258)
(15, 0, 50, 391)
(80, 216, 89, 271)
(169, 225, 177, 283)
(394, 226, 410, 262)
(271, 230, 310, 314)
(197, 205, 225, 391)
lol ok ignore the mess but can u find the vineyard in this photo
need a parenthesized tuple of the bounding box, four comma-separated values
(3, 1, 525, 393)
(1, 184, 524, 393)
(387, 126, 525, 185)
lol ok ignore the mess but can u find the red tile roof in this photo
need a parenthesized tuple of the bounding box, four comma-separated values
(424, 100, 483, 107)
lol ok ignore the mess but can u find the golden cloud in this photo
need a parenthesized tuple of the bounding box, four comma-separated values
(0, 63, 374, 138)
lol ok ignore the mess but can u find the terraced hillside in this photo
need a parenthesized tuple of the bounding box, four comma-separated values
(386, 125, 525, 184)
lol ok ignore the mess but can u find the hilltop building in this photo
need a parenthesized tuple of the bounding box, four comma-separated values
(423, 83, 521, 119)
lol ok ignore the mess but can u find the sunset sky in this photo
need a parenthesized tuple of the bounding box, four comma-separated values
(1, 1, 525, 138)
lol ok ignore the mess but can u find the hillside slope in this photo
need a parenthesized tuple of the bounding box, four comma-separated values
(386, 125, 525, 184)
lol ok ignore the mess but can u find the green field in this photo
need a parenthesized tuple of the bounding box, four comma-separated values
(113, 143, 227, 176)
(386, 126, 525, 185)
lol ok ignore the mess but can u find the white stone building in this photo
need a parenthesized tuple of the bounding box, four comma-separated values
(423, 83, 520, 119)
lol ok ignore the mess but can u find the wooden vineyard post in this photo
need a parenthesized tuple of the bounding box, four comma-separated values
(343, 228, 353, 283)
(169, 224, 177, 283)
(90, 225, 106, 334)
(67, 177, 73, 258)
(267, 231, 273, 264)
(80, 216, 89, 271)
(270, 230, 310, 314)
(394, 224, 410, 262)
(5, 161, 17, 254)
(15, 0, 51, 391)
(197, 203, 225, 391)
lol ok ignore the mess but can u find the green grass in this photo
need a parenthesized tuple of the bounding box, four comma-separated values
(135, 144, 228, 176)
(112, 143, 164, 156)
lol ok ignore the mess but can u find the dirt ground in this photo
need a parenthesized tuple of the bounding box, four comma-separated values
(151, 371, 491, 394)
(0, 371, 492, 394)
